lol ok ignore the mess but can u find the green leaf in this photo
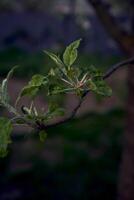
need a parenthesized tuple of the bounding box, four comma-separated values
(49, 68, 56, 76)
(48, 68, 62, 78)
(0, 118, 12, 157)
(96, 80, 112, 96)
(42, 103, 65, 121)
(48, 84, 65, 95)
(39, 130, 47, 142)
(75, 88, 84, 97)
(49, 103, 65, 117)
(92, 78, 112, 97)
(48, 102, 59, 113)
(88, 79, 97, 91)
(86, 65, 112, 97)
(44, 51, 64, 68)
(20, 86, 39, 98)
(19, 74, 47, 99)
(1, 66, 18, 104)
(6, 66, 18, 81)
(48, 103, 64, 115)
(28, 74, 46, 86)
(63, 39, 82, 67)
(88, 65, 102, 78)
(67, 67, 81, 79)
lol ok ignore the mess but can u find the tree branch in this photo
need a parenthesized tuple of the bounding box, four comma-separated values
(86, 0, 129, 52)
(44, 57, 134, 129)
(103, 57, 134, 79)
(12, 57, 134, 136)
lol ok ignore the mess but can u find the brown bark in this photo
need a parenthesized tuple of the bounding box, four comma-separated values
(87, 0, 129, 51)
(86, 0, 134, 199)
(118, 65, 134, 200)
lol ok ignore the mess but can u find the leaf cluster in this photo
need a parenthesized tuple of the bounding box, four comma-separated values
(0, 39, 112, 157)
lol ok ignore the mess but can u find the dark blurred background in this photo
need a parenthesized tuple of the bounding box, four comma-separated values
(0, 0, 133, 200)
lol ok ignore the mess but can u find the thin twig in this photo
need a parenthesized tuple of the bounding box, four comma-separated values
(11, 57, 134, 134)
(44, 57, 134, 129)
(103, 57, 134, 79)
(45, 97, 84, 129)
(11, 116, 37, 129)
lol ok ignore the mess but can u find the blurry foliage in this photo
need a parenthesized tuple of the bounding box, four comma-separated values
(0, 41, 123, 199)
(0, 48, 49, 78)
(0, 39, 113, 157)
(0, 108, 124, 200)
(0, 47, 121, 78)
(0, 0, 56, 11)
(0, 0, 128, 199)
(107, 0, 133, 10)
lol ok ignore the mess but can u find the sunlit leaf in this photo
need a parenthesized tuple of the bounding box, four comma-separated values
(20, 86, 39, 98)
(44, 51, 64, 68)
(63, 39, 82, 67)
(18, 74, 47, 99)
(28, 74, 46, 86)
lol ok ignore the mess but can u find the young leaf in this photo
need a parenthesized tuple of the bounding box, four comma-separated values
(17, 74, 47, 100)
(92, 79, 112, 97)
(95, 80, 112, 96)
(44, 51, 64, 68)
(48, 84, 65, 95)
(1, 79, 10, 104)
(0, 118, 12, 157)
(67, 67, 81, 79)
(1, 66, 18, 104)
(41, 103, 65, 121)
(49, 68, 56, 76)
(88, 65, 102, 78)
(86, 65, 112, 96)
(63, 39, 82, 67)
(28, 74, 46, 86)
(48, 103, 65, 117)
(20, 86, 39, 98)
(88, 79, 97, 91)
(6, 65, 18, 81)
(48, 68, 62, 78)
